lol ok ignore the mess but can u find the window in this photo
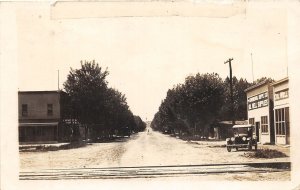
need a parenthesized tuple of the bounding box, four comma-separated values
(47, 104, 53, 116)
(249, 118, 255, 125)
(261, 116, 268, 133)
(275, 108, 286, 135)
(22, 104, 28, 116)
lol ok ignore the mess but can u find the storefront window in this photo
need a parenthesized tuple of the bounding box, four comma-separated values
(261, 116, 268, 133)
(275, 108, 286, 135)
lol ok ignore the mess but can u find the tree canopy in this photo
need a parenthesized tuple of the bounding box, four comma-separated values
(151, 73, 225, 137)
(151, 73, 256, 138)
(63, 60, 142, 141)
(64, 60, 109, 125)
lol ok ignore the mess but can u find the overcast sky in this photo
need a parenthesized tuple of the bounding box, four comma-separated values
(17, 1, 288, 121)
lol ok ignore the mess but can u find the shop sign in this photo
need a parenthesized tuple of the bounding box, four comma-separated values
(248, 92, 268, 110)
(274, 89, 288, 101)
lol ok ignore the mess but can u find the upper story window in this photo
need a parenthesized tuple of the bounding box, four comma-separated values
(47, 104, 53, 116)
(275, 89, 289, 101)
(22, 104, 28, 116)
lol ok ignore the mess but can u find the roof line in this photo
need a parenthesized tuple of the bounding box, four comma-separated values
(271, 77, 289, 87)
(244, 80, 270, 92)
(18, 90, 63, 93)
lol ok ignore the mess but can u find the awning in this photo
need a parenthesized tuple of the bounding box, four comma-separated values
(232, 124, 254, 128)
(218, 121, 248, 125)
(19, 122, 59, 127)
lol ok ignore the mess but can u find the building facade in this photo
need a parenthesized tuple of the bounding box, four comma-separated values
(272, 77, 290, 145)
(19, 91, 70, 143)
(245, 80, 275, 144)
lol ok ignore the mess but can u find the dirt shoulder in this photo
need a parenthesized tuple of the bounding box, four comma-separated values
(185, 139, 290, 164)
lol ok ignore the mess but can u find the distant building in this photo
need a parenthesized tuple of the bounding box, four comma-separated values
(245, 80, 275, 144)
(272, 77, 290, 144)
(213, 120, 248, 140)
(18, 91, 74, 143)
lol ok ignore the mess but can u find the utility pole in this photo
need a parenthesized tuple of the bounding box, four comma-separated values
(224, 58, 235, 125)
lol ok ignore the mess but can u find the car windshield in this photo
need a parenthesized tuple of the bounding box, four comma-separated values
(233, 127, 252, 136)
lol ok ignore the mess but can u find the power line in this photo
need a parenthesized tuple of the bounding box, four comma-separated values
(251, 53, 254, 83)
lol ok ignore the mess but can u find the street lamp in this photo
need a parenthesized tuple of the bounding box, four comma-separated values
(224, 58, 235, 125)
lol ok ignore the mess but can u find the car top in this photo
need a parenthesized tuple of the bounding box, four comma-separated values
(232, 124, 254, 128)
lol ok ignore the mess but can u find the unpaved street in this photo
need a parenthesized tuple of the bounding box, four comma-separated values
(20, 126, 290, 180)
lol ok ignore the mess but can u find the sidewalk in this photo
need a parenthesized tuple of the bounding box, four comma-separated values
(19, 143, 70, 152)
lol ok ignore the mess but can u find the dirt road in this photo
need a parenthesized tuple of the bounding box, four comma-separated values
(19, 126, 290, 180)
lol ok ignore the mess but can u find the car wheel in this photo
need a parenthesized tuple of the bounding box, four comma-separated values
(227, 146, 231, 152)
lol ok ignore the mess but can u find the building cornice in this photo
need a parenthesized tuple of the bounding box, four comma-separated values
(244, 80, 270, 92)
(271, 77, 289, 87)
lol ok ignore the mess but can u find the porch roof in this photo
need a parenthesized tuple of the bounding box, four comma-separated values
(19, 122, 59, 127)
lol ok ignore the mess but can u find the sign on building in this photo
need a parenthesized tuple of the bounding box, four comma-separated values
(248, 92, 268, 110)
(274, 89, 288, 101)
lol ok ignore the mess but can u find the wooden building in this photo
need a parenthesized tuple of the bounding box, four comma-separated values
(272, 77, 290, 144)
(245, 78, 290, 145)
(18, 90, 73, 143)
(245, 80, 275, 144)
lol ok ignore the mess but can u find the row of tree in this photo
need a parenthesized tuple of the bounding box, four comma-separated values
(61, 60, 146, 142)
(151, 72, 272, 139)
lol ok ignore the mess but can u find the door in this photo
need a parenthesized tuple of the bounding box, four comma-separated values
(285, 107, 290, 144)
(255, 122, 260, 142)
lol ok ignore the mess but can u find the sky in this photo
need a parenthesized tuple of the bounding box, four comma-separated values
(17, 1, 288, 121)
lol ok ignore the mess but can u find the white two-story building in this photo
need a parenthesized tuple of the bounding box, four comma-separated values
(272, 77, 290, 145)
(245, 80, 275, 144)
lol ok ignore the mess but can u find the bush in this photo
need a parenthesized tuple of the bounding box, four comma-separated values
(244, 149, 287, 159)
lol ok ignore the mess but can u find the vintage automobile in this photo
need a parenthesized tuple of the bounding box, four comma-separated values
(226, 124, 257, 152)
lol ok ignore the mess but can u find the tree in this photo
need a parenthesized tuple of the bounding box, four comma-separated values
(152, 73, 275, 140)
(221, 77, 251, 121)
(63, 60, 109, 140)
(253, 77, 274, 85)
(63, 60, 139, 141)
(133, 116, 146, 132)
(234, 78, 251, 120)
(181, 73, 225, 137)
(151, 73, 225, 138)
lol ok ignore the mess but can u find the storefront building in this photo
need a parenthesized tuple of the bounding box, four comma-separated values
(245, 80, 275, 144)
(272, 77, 289, 145)
(19, 91, 62, 143)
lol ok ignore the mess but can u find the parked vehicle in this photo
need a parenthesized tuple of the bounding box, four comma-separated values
(226, 124, 257, 152)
